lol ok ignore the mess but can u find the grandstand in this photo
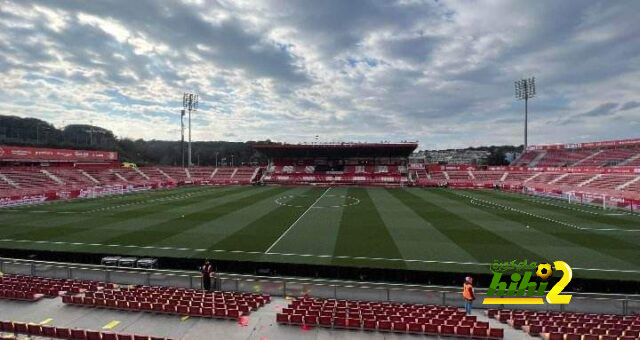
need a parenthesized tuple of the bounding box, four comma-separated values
(1, 139, 640, 339)
(255, 142, 416, 186)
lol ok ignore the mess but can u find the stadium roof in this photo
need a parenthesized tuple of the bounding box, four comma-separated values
(254, 142, 418, 158)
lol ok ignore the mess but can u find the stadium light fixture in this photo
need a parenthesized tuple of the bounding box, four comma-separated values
(515, 77, 536, 151)
(180, 109, 185, 168)
(182, 92, 198, 167)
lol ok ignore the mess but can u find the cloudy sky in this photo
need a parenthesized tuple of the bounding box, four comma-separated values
(0, 0, 639, 149)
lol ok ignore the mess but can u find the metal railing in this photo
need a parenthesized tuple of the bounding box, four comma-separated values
(1, 257, 638, 315)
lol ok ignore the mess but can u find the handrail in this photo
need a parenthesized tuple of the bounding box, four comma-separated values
(1, 256, 639, 301)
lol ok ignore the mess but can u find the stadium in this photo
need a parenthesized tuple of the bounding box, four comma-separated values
(1, 1, 640, 340)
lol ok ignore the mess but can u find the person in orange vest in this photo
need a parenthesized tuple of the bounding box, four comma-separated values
(462, 276, 475, 315)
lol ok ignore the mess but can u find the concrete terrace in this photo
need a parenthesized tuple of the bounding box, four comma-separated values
(0, 297, 531, 340)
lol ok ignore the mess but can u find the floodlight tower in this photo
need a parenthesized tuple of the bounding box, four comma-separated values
(182, 92, 198, 167)
(180, 109, 185, 168)
(515, 77, 536, 151)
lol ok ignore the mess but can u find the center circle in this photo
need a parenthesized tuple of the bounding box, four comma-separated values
(274, 194, 360, 209)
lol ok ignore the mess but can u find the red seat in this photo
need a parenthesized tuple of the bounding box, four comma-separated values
(276, 313, 289, 323)
(188, 306, 201, 316)
(227, 309, 241, 318)
(102, 332, 118, 340)
(378, 320, 392, 331)
(488, 328, 504, 339)
(27, 323, 43, 335)
(407, 322, 422, 333)
(290, 314, 304, 324)
(472, 327, 488, 338)
(214, 308, 227, 317)
(71, 328, 87, 339)
(117, 335, 134, 340)
(14, 322, 28, 333)
(334, 317, 347, 328)
(363, 319, 377, 330)
(347, 318, 361, 329)
(42, 325, 56, 337)
(547, 332, 564, 340)
(56, 327, 73, 338)
(440, 324, 456, 336)
(318, 315, 332, 327)
(456, 326, 471, 337)
(304, 315, 318, 325)
(134, 335, 150, 340)
(392, 321, 407, 332)
(424, 323, 438, 335)
(86, 330, 102, 340)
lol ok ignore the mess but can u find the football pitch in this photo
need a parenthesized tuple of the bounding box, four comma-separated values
(1, 186, 639, 281)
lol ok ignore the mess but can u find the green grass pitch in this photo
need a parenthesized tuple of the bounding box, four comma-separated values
(1, 186, 639, 281)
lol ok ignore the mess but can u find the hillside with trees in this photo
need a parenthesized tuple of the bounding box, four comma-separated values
(0, 115, 269, 166)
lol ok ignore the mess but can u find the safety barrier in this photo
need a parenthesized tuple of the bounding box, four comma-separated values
(0, 257, 638, 315)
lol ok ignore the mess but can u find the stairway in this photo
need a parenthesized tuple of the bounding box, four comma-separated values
(578, 174, 601, 187)
(571, 150, 603, 166)
(157, 168, 173, 181)
(209, 168, 219, 179)
(134, 168, 150, 180)
(499, 172, 508, 182)
(80, 170, 100, 184)
(528, 151, 547, 167)
(111, 170, 128, 183)
(523, 173, 542, 183)
(617, 176, 640, 190)
(0, 173, 19, 188)
(549, 173, 569, 184)
(250, 167, 261, 182)
(618, 152, 640, 166)
(41, 170, 64, 185)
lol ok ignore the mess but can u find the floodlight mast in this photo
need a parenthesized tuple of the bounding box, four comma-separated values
(180, 109, 185, 168)
(515, 77, 536, 151)
(182, 93, 198, 167)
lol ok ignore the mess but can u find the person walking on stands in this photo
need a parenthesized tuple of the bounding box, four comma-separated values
(462, 276, 475, 315)
(200, 260, 214, 291)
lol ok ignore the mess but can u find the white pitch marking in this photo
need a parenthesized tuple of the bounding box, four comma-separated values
(0, 237, 638, 274)
(457, 192, 640, 232)
(265, 187, 332, 253)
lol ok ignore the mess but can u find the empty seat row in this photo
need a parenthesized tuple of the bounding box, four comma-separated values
(487, 309, 640, 340)
(0, 288, 43, 302)
(276, 313, 503, 338)
(0, 320, 171, 340)
(63, 294, 245, 320)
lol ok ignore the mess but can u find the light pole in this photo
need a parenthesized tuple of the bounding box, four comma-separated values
(515, 77, 536, 151)
(182, 93, 198, 167)
(180, 109, 185, 168)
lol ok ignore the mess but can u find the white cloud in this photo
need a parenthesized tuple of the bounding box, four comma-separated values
(0, 0, 638, 150)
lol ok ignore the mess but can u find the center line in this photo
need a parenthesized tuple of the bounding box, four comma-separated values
(265, 187, 331, 253)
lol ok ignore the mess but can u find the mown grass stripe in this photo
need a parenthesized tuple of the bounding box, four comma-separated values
(332, 188, 405, 268)
(478, 189, 640, 229)
(454, 189, 640, 267)
(1, 186, 250, 242)
(100, 187, 291, 247)
(210, 187, 321, 252)
(389, 188, 547, 263)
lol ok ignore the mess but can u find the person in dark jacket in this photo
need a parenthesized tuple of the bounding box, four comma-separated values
(200, 260, 214, 291)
